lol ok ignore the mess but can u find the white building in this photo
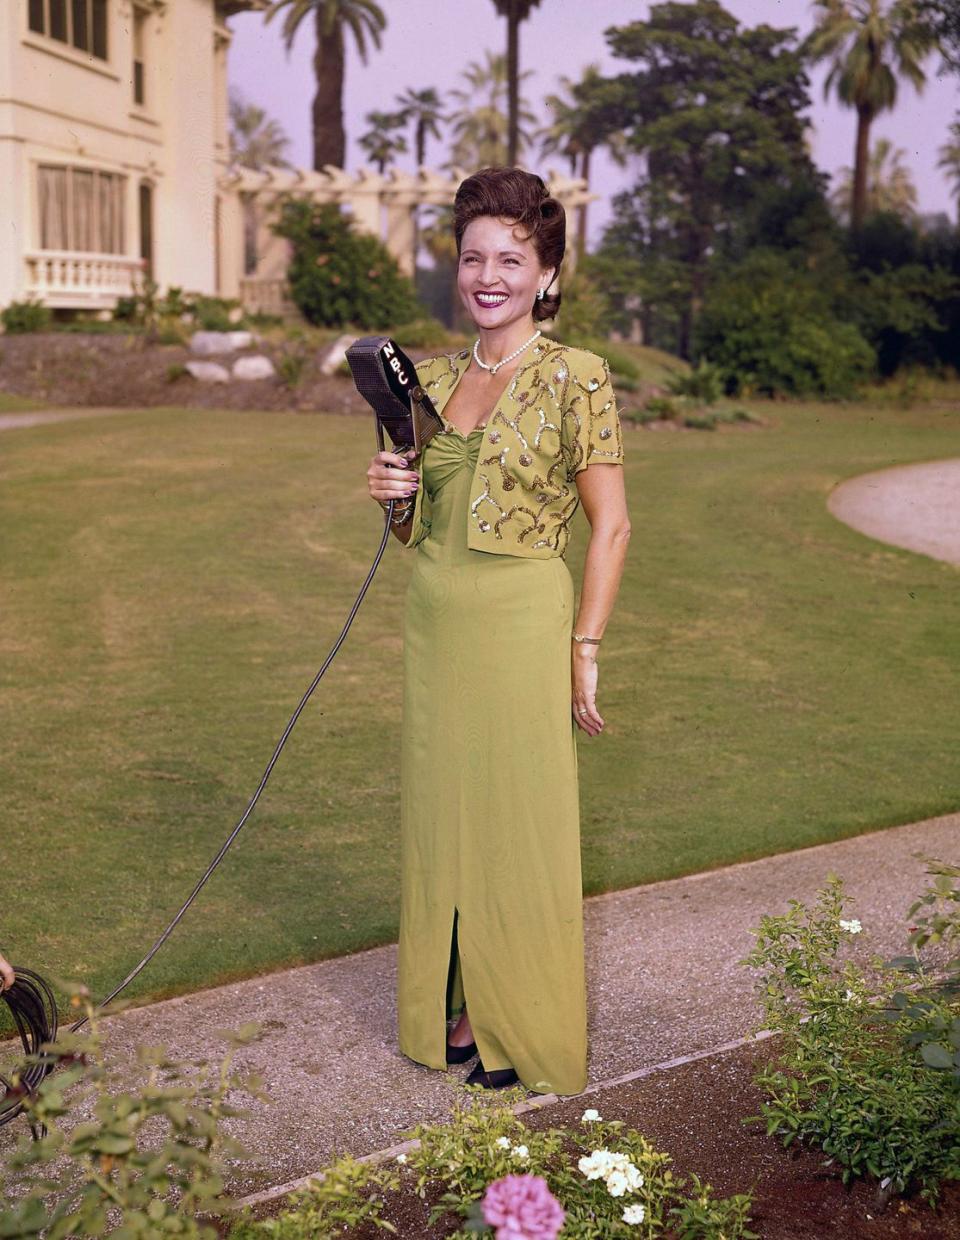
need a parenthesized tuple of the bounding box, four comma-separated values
(0, 0, 262, 313)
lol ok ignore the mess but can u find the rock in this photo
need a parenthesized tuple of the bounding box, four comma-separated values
(189, 330, 254, 355)
(319, 332, 356, 376)
(232, 355, 276, 381)
(185, 360, 230, 383)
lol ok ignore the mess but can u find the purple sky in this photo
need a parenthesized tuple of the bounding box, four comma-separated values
(228, 0, 960, 246)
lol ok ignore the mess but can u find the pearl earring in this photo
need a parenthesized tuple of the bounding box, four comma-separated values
(536, 287, 545, 301)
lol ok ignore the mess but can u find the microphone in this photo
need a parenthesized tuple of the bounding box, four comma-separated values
(346, 337, 444, 459)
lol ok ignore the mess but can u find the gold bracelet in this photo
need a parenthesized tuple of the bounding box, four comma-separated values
(379, 498, 415, 526)
(572, 632, 602, 644)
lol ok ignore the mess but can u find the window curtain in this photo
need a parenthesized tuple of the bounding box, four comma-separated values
(73, 169, 95, 251)
(38, 166, 69, 250)
(37, 166, 126, 254)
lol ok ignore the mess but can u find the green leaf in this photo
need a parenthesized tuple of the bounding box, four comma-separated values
(920, 1042, 953, 1070)
(94, 1133, 136, 1155)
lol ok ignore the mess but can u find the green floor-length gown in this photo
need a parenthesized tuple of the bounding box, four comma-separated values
(397, 421, 588, 1097)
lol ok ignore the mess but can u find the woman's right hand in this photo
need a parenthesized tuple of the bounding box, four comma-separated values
(367, 447, 420, 506)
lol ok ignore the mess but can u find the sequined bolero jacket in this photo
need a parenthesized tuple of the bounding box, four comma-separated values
(402, 339, 625, 559)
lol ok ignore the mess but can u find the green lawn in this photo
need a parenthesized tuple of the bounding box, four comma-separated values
(2, 397, 958, 1013)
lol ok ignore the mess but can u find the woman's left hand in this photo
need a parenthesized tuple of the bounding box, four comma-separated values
(571, 649, 604, 737)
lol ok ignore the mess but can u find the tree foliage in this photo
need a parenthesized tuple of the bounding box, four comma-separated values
(807, 0, 933, 231)
(447, 50, 535, 170)
(228, 91, 291, 170)
(830, 137, 918, 222)
(696, 250, 876, 398)
(586, 0, 822, 358)
(273, 199, 423, 328)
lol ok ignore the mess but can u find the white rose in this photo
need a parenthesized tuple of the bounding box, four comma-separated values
(839, 918, 862, 934)
(622, 1203, 646, 1225)
(578, 1152, 607, 1180)
(496, 1136, 512, 1149)
(577, 1150, 600, 1180)
(606, 1169, 629, 1197)
(512, 1144, 529, 1161)
(624, 1163, 644, 1190)
(396, 1153, 407, 1164)
(581, 1108, 601, 1122)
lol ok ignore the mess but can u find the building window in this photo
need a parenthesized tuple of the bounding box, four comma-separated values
(28, 0, 108, 61)
(37, 165, 126, 253)
(132, 8, 146, 104)
(139, 181, 153, 278)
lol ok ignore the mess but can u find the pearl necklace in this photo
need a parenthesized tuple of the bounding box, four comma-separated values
(472, 329, 542, 375)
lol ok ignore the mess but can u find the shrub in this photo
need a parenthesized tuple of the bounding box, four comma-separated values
(643, 395, 677, 419)
(276, 345, 307, 389)
(393, 317, 464, 351)
(740, 866, 960, 1209)
(697, 252, 875, 398)
(667, 361, 723, 405)
(114, 282, 247, 333)
(0, 987, 267, 1238)
(272, 198, 423, 330)
(554, 267, 612, 340)
(2, 298, 51, 334)
(228, 1156, 401, 1238)
(554, 332, 642, 381)
(231, 1087, 757, 1239)
(192, 294, 240, 332)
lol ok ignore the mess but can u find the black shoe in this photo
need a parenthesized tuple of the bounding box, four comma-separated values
(446, 1039, 478, 1065)
(465, 1059, 520, 1089)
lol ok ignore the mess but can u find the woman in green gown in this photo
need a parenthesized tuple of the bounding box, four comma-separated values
(365, 168, 630, 1096)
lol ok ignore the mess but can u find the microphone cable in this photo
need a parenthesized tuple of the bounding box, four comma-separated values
(1, 501, 399, 1128)
(0, 969, 57, 1136)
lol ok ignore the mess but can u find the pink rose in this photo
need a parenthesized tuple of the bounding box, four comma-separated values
(481, 1173, 566, 1240)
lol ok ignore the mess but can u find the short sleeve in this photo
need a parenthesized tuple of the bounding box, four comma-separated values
(561, 353, 625, 481)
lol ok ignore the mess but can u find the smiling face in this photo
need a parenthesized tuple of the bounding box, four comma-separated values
(457, 215, 554, 335)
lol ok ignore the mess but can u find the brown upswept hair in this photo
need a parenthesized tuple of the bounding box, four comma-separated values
(453, 167, 565, 323)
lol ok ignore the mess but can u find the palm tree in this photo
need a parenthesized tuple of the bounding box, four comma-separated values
(228, 93, 293, 277)
(393, 87, 445, 280)
(938, 117, 960, 229)
(538, 64, 617, 257)
(447, 51, 535, 170)
(229, 91, 292, 170)
(395, 87, 445, 169)
(830, 137, 918, 219)
(265, 0, 386, 171)
(358, 110, 408, 174)
(491, 0, 544, 165)
(808, 0, 934, 231)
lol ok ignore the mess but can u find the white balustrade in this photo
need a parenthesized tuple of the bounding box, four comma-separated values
(23, 251, 146, 308)
(238, 276, 295, 316)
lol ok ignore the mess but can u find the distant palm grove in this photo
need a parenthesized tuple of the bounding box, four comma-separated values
(230, 0, 960, 397)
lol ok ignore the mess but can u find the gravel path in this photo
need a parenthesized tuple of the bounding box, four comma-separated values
(4, 812, 954, 1199)
(0, 407, 136, 431)
(828, 458, 960, 567)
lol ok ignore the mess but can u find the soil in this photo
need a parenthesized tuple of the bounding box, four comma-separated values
(230, 1036, 960, 1239)
(0, 331, 373, 415)
(0, 333, 752, 433)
